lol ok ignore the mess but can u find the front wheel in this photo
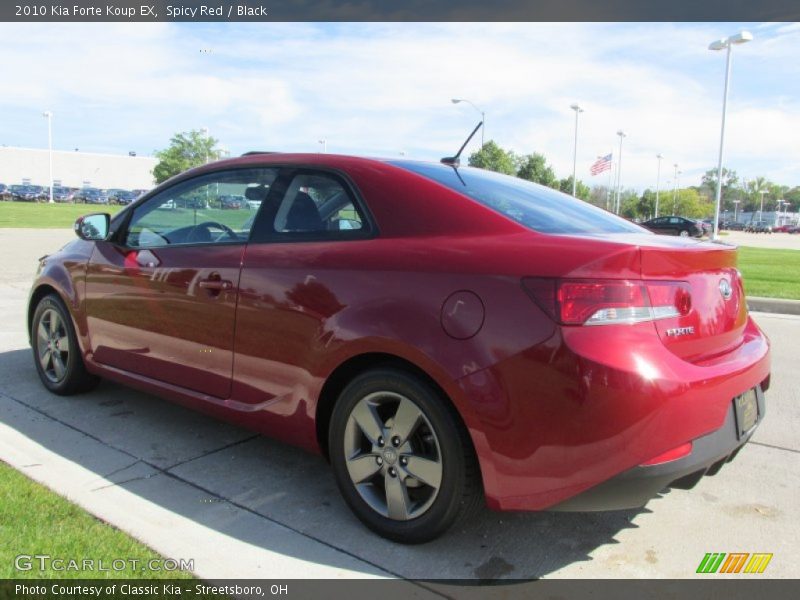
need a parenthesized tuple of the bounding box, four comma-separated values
(679, 229, 690, 237)
(31, 294, 99, 395)
(329, 368, 482, 543)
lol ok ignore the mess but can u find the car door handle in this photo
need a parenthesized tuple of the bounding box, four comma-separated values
(198, 277, 235, 291)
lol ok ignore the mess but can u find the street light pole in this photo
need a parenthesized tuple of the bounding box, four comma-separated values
(451, 98, 485, 147)
(43, 111, 53, 203)
(733, 199, 741, 223)
(600, 153, 613, 210)
(615, 130, 626, 214)
(318, 139, 327, 153)
(759, 190, 766, 221)
(672, 164, 679, 213)
(709, 30, 753, 241)
(200, 127, 210, 164)
(570, 104, 583, 198)
(655, 153, 663, 217)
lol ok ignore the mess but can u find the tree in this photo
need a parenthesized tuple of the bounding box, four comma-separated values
(557, 176, 590, 200)
(637, 189, 658, 220)
(516, 153, 557, 188)
(467, 141, 518, 175)
(700, 167, 738, 201)
(618, 190, 643, 219)
(740, 176, 772, 212)
(588, 186, 613, 210)
(664, 188, 709, 219)
(783, 186, 800, 212)
(153, 130, 221, 183)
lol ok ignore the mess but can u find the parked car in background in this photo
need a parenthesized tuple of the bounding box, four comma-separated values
(642, 216, 704, 238)
(218, 194, 249, 209)
(178, 196, 209, 209)
(0, 183, 9, 201)
(53, 186, 76, 203)
(724, 221, 746, 231)
(74, 188, 109, 205)
(788, 226, 800, 234)
(106, 189, 127, 204)
(7, 185, 27, 201)
(28, 153, 771, 543)
(745, 221, 772, 234)
(696, 220, 712, 236)
(772, 224, 791, 233)
(10, 184, 46, 202)
(108, 190, 139, 206)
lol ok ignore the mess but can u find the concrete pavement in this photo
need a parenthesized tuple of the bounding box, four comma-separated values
(0, 228, 798, 579)
(718, 230, 800, 251)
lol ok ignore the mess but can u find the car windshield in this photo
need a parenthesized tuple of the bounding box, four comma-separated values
(390, 161, 648, 235)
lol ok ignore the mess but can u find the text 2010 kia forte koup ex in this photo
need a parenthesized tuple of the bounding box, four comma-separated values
(28, 154, 770, 543)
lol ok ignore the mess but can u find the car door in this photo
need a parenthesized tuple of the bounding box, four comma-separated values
(647, 217, 664, 233)
(666, 216, 680, 235)
(230, 168, 375, 409)
(84, 167, 279, 399)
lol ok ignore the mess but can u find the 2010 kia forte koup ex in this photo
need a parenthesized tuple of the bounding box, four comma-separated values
(28, 153, 770, 543)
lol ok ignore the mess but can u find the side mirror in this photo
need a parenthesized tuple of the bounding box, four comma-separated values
(74, 213, 110, 241)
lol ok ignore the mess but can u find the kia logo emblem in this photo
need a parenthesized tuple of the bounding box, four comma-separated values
(719, 278, 733, 300)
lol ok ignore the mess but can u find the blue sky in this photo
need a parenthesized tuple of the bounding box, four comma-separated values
(0, 22, 797, 190)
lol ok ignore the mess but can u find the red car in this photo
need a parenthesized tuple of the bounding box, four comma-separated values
(28, 154, 770, 543)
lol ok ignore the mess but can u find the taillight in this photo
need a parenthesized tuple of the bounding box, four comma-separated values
(646, 281, 692, 319)
(522, 278, 692, 326)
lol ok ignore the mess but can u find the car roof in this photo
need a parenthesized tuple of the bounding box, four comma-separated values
(195, 152, 391, 173)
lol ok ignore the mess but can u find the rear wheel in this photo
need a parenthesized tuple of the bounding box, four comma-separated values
(329, 368, 482, 543)
(31, 294, 99, 395)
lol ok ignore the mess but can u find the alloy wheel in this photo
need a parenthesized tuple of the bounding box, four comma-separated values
(36, 308, 70, 383)
(343, 391, 443, 521)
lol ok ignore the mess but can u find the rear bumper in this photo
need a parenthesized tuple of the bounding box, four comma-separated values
(550, 385, 765, 511)
(458, 316, 771, 511)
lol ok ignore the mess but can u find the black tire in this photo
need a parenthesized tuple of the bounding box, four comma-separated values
(31, 294, 99, 395)
(329, 367, 482, 543)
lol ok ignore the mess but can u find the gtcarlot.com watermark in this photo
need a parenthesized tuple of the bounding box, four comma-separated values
(15, 554, 194, 573)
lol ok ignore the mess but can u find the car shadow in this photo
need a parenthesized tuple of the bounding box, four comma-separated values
(0, 347, 650, 580)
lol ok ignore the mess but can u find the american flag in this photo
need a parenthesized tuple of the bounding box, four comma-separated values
(590, 153, 612, 176)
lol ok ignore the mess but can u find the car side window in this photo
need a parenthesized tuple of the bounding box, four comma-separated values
(272, 173, 365, 235)
(124, 168, 278, 248)
(669, 217, 682, 224)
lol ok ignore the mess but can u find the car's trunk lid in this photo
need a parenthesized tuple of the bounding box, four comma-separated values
(637, 237, 747, 363)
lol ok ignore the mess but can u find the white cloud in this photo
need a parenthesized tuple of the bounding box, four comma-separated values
(0, 22, 797, 190)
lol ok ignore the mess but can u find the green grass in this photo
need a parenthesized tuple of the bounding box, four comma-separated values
(738, 247, 800, 300)
(0, 202, 124, 228)
(0, 202, 255, 231)
(2, 202, 797, 300)
(0, 461, 195, 579)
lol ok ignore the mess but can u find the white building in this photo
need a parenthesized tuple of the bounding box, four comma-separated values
(0, 146, 156, 190)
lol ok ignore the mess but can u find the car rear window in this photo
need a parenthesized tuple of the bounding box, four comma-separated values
(390, 160, 648, 235)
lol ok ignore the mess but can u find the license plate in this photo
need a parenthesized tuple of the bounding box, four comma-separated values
(734, 388, 759, 438)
